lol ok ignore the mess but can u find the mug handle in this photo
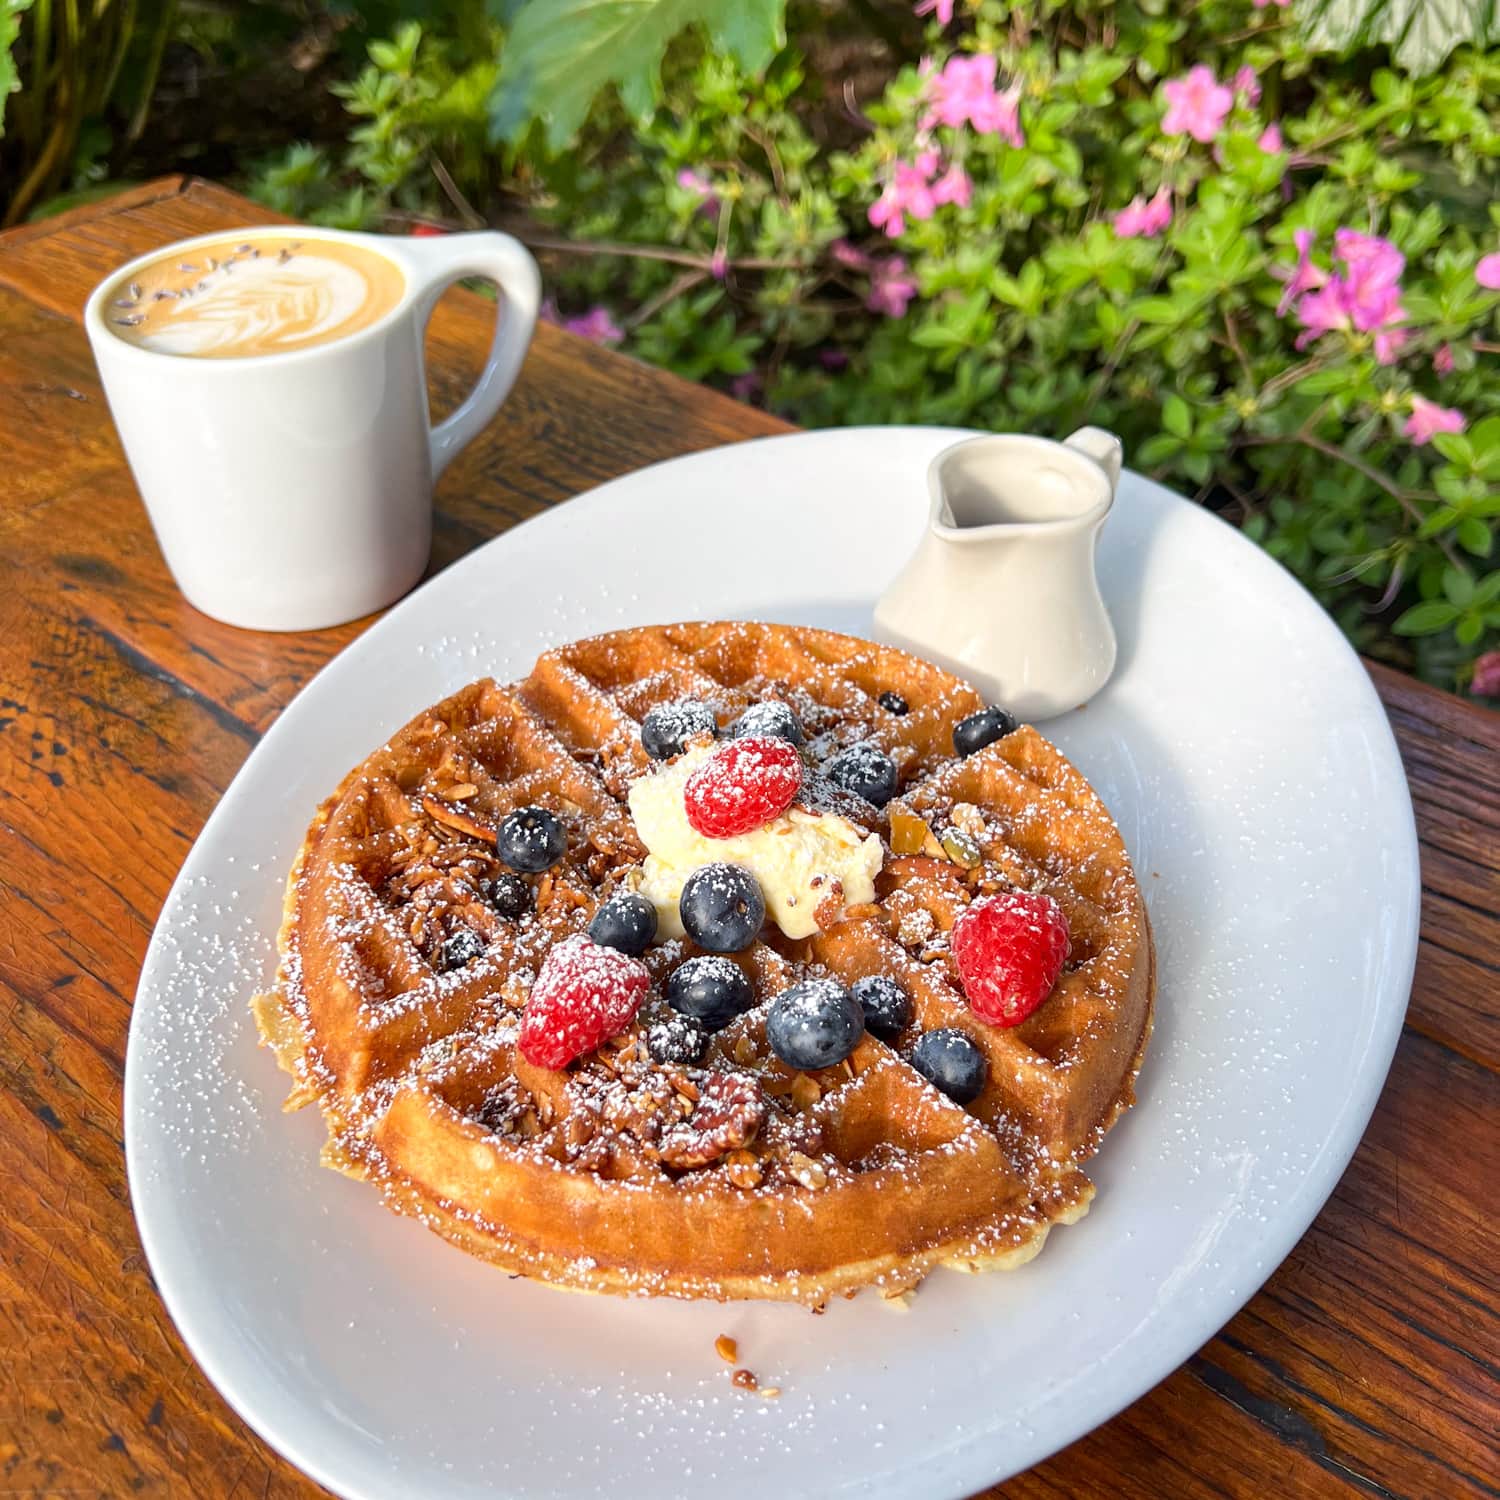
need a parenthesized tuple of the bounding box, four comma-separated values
(395, 231, 542, 483)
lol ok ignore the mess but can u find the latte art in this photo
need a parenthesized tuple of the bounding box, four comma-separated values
(105, 234, 406, 358)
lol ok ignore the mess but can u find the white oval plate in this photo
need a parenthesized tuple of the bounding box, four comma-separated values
(125, 427, 1419, 1499)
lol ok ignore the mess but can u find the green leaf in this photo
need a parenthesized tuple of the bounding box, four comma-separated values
(1458, 517, 1493, 556)
(1298, 0, 1495, 77)
(1392, 600, 1460, 634)
(0, 0, 33, 139)
(1163, 396, 1191, 439)
(491, 0, 786, 151)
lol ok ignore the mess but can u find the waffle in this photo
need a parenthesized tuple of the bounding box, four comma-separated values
(254, 622, 1153, 1303)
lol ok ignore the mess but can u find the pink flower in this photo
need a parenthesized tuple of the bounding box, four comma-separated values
(1433, 343, 1455, 376)
(926, 55, 1025, 146)
(1234, 66, 1261, 104)
(1471, 651, 1500, 697)
(830, 239, 874, 271)
(1275, 227, 1326, 316)
(729, 371, 762, 403)
(1162, 66, 1234, 143)
(1477, 253, 1500, 289)
(1333, 229, 1405, 331)
(932, 163, 973, 207)
(819, 348, 850, 371)
(1113, 186, 1173, 239)
(677, 168, 715, 204)
(915, 0, 955, 21)
(914, 147, 941, 177)
(1372, 328, 1408, 365)
(1289, 229, 1408, 361)
(868, 160, 939, 238)
(1404, 395, 1466, 446)
(1258, 123, 1284, 153)
(867, 256, 919, 318)
(563, 306, 624, 345)
(710, 248, 728, 282)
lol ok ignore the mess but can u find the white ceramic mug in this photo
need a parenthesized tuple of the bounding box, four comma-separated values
(84, 227, 541, 631)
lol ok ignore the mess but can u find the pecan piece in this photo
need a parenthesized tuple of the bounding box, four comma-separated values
(421, 793, 495, 844)
(657, 1073, 768, 1169)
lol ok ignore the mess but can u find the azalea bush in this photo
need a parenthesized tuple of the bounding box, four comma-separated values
(164, 4, 1500, 693)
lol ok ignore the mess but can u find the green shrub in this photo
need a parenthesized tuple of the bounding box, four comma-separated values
(16, 0, 1500, 693)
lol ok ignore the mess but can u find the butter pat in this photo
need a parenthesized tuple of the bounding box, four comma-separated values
(627, 745, 883, 941)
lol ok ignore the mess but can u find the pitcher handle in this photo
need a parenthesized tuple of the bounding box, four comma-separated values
(1064, 426, 1123, 493)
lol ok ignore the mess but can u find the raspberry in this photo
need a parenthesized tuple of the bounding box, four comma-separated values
(518, 935, 649, 1068)
(950, 891, 1070, 1028)
(683, 736, 802, 839)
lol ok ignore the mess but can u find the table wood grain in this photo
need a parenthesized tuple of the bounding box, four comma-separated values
(0, 177, 1494, 1500)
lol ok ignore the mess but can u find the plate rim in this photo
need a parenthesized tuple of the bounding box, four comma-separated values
(124, 424, 1421, 1499)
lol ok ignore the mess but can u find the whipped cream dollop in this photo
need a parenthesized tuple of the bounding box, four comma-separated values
(627, 743, 883, 941)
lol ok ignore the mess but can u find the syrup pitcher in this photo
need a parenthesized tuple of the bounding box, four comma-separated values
(874, 427, 1123, 720)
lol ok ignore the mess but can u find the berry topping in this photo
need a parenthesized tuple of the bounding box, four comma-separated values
(825, 741, 899, 807)
(909, 1028, 988, 1104)
(679, 863, 766, 952)
(646, 1013, 709, 1065)
(666, 955, 754, 1031)
(518, 935, 649, 1069)
(486, 873, 532, 920)
(440, 928, 486, 971)
(497, 805, 567, 872)
(851, 974, 913, 1040)
(730, 700, 805, 745)
(684, 736, 803, 839)
(953, 706, 1019, 758)
(641, 699, 718, 760)
(950, 890, 1070, 1027)
(878, 690, 909, 716)
(588, 892, 658, 956)
(766, 980, 865, 1071)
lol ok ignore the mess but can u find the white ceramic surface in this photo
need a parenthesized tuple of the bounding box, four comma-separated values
(125, 427, 1419, 1500)
(876, 426, 1123, 720)
(85, 227, 540, 632)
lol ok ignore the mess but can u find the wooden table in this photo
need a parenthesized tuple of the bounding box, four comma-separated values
(0, 178, 1494, 1500)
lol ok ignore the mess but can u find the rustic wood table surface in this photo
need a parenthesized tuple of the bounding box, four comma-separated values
(0, 178, 1494, 1500)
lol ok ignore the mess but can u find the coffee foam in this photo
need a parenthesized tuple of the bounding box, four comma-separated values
(105, 234, 407, 359)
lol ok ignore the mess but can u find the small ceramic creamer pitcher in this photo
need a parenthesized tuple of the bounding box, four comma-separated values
(873, 427, 1123, 720)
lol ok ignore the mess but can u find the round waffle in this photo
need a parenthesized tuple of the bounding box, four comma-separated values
(253, 622, 1154, 1304)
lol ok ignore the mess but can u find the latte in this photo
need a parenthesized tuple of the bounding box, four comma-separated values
(104, 234, 406, 358)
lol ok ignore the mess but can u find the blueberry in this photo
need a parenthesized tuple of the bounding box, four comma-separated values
(641, 699, 717, 760)
(440, 928, 486, 971)
(497, 806, 566, 872)
(852, 974, 913, 1040)
(825, 742, 899, 807)
(588, 892, 658, 956)
(679, 863, 765, 953)
(665, 955, 754, 1031)
(486, 873, 532, 920)
(646, 1013, 709, 1065)
(953, 707, 1019, 758)
(729, 701, 805, 746)
(909, 1028, 988, 1104)
(766, 980, 865, 1071)
(878, 690, 909, 716)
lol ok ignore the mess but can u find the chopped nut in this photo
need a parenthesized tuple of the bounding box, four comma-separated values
(438, 782, 480, 801)
(950, 802, 987, 838)
(732, 1368, 759, 1391)
(759, 1386, 782, 1399)
(657, 1073, 768, 1169)
(715, 1334, 739, 1364)
(732, 1034, 759, 1066)
(789, 1073, 821, 1112)
(725, 1149, 763, 1188)
(421, 794, 494, 844)
(786, 1151, 828, 1189)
